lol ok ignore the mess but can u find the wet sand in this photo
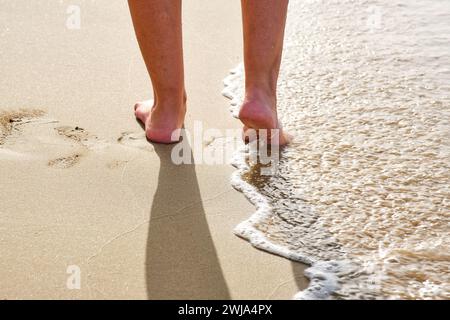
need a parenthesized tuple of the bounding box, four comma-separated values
(0, 0, 308, 299)
(223, 0, 450, 299)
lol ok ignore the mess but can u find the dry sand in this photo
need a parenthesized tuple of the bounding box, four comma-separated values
(0, 0, 308, 299)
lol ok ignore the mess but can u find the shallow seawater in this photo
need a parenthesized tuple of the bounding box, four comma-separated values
(223, 0, 450, 299)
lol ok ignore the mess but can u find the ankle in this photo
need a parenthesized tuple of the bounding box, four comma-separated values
(245, 69, 278, 94)
(244, 86, 277, 109)
(154, 90, 187, 111)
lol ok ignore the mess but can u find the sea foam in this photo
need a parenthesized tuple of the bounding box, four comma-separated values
(222, 0, 450, 300)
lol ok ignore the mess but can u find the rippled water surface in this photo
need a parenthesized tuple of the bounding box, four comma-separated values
(224, 0, 449, 299)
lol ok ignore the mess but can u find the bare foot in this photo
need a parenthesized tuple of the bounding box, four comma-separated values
(134, 99, 186, 144)
(239, 89, 291, 146)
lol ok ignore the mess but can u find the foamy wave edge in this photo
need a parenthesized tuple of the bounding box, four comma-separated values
(222, 65, 344, 300)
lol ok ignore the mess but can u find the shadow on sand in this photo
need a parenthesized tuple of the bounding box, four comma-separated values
(145, 143, 230, 299)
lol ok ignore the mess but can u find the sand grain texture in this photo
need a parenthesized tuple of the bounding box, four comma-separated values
(0, 0, 308, 299)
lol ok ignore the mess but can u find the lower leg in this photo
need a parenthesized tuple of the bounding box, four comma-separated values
(240, 0, 290, 145)
(128, 0, 186, 143)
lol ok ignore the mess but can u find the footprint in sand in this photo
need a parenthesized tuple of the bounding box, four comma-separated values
(0, 108, 48, 145)
(0, 109, 95, 168)
(48, 154, 83, 169)
(1, 108, 154, 169)
(54, 125, 105, 150)
(48, 126, 101, 168)
(118, 132, 154, 151)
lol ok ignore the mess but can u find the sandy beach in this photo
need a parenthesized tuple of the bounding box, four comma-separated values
(0, 0, 308, 299)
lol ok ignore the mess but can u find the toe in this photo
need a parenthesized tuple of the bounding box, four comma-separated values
(134, 100, 154, 112)
(134, 100, 154, 124)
